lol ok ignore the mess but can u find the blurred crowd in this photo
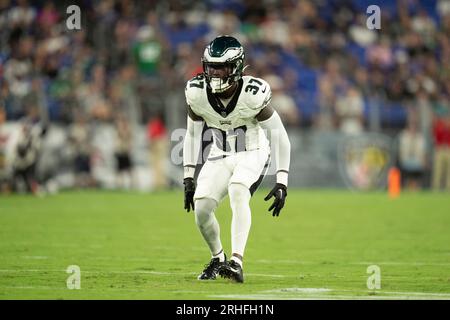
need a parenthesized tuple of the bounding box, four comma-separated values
(1, 0, 450, 193)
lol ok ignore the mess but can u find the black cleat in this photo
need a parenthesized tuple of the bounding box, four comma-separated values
(198, 255, 226, 280)
(219, 260, 244, 283)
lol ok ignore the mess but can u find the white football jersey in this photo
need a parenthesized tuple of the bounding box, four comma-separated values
(185, 75, 271, 159)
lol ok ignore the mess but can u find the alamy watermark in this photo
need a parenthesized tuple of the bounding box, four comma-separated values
(366, 5, 381, 30)
(66, 265, 81, 289)
(367, 265, 381, 290)
(65, 5, 380, 34)
(171, 127, 287, 175)
(66, 5, 81, 30)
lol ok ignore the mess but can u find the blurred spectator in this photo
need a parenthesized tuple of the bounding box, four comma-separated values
(367, 36, 394, 70)
(12, 121, 46, 193)
(264, 74, 300, 127)
(260, 11, 289, 47)
(414, 91, 434, 141)
(411, 9, 437, 37)
(8, 0, 36, 29)
(0, 0, 449, 192)
(37, 1, 59, 33)
(3, 36, 33, 117)
(316, 58, 347, 130)
(109, 18, 135, 72)
(114, 115, 133, 190)
(335, 86, 364, 135)
(437, 0, 450, 17)
(431, 109, 450, 191)
(85, 64, 111, 121)
(398, 114, 427, 190)
(133, 26, 161, 77)
(133, 23, 166, 122)
(352, 67, 370, 97)
(147, 113, 168, 190)
(207, 9, 244, 40)
(348, 13, 377, 47)
(436, 0, 450, 19)
(0, 105, 10, 193)
(69, 112, 94, 188)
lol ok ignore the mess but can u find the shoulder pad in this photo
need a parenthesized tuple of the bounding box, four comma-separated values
(185, 74, 206, 106)
(241, 76, 272, 111)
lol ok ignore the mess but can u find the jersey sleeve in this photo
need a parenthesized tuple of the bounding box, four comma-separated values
(184, 81, 195, 107)
(239, 77, 272, 118)
(185, 75, 205, 117)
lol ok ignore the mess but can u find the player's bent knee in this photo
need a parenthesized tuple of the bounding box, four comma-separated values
(194, 198, 218, 225)
(228, 183, 250, 206)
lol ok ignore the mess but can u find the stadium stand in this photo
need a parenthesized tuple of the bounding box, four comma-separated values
(0, 0, 449, 192)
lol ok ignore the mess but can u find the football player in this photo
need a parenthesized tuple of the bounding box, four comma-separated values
(183, 35, 291, 283)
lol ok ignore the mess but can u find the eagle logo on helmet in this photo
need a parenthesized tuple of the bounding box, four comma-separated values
(202, 35, 246, 93)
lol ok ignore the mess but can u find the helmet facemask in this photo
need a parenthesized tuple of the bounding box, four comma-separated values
(203, 60, 243, 93)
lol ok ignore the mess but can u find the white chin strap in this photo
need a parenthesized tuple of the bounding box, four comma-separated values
(209, 77, 233, 93)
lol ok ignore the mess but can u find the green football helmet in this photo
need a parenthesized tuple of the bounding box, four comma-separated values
(202, 35, 245, 93)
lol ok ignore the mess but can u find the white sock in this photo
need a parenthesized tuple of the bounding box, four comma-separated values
(228, 183, 251, 259)
(231, 255, 243, 268)
(212, 249, 225, 262)
(194, 198, 223, 257)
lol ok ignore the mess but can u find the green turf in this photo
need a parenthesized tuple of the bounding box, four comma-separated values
(0, 190, 450, 300)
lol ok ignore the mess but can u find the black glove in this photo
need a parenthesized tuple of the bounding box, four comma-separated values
(183, 178, 195, 212)
(264, 183, 287, 217)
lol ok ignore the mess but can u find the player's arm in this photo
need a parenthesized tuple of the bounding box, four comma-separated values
(256, 105, 291, 216)
(182, 105, 204, 212)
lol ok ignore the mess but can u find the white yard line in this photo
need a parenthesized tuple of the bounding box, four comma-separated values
(265, 288, 332, 293)
(0, 269, 194, 275)
(211, 288, 450, 300)
(246, 273, 286, 278)
(0, 286, 147, 292)
(210, 286, 450, 300)
(264, 287, 450, 297)
(374, 291, 450, 297)
(0, 269, 61, 273)
(210, 293, 450, 300)
(348, 261, 450, 266)
(254, 259, 450, 266)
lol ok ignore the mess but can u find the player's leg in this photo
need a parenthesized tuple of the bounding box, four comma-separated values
(194, 197, 222, 259)
(224, 182, 251, 283)
(229, 183, 251, 261)
(194, 158, 231, 279)
(219, 149, 270, 283)
(194, 197, 226, 280)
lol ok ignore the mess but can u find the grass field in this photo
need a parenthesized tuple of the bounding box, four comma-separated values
(0, 189, 450, 300)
